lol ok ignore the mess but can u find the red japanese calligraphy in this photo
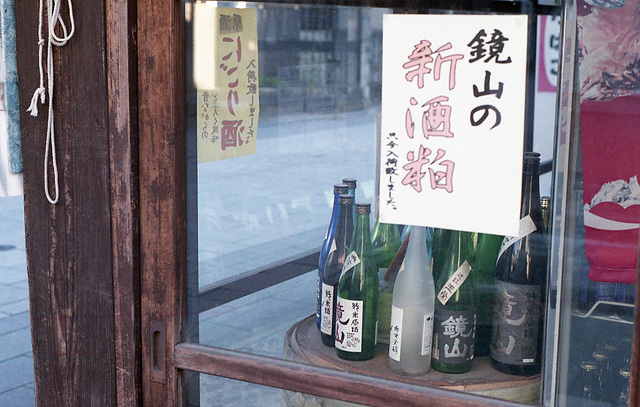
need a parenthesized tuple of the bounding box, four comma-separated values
(221, 36, 242, 117)
(220, 119, 244, 150)
(403, 40, 464, 90)
(422, 96, 453, 139)
(401, 145, 432, 193)
(432, 43, 464, 90)
(428, 149, 455, 193)
(401, 146, 455, 194)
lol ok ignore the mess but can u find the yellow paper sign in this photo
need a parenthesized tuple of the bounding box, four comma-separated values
(194, 5, 259, 163)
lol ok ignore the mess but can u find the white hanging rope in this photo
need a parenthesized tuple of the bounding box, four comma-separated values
(26, 0, 75, 205)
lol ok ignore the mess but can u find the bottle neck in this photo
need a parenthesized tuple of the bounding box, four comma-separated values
(442, 230, 469, 278)
(372, 220, 400, 244)
(352, 212, 372, 254)
(336, 202, 354, 251)
(406, 226, 426, 258)
(522, 161, 542, 224)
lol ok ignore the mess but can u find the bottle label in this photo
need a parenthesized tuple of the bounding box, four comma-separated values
(497, 215, 536, 264)
(389, 307, 435, 361)
(335, 297, 363, 352)
(389, 306, 403, 361)
(328, 238, 337, 257)
(340, 251, 361, 278)
(316, 274, 321, 319)
(436, 260, 472, 305)
(491, 280, 541, 365)
(320, 283, 334, 335)
(422, 313, 434, 356)
(432, 308, 476, 364)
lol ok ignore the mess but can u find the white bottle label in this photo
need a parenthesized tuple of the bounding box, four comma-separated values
(335, 297, 363, 352)
(328, 238, 337, 257)
(320, 283, 334, 335)
(422, 313, 434, 356)
(340, 251, 361, 278)
(497, 215, 537, 263)
(389, 305, 403, 361)
(437, 260, 472, 305)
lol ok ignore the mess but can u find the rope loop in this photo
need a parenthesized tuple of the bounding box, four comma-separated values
(29, 0, 75, 204)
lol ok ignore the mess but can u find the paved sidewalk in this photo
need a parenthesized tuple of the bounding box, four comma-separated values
(0, 195, 34, 407)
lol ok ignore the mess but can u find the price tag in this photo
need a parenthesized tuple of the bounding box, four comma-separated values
(496, 215, 537, 263)
(341, 251, 361, 278)
(436, 260, 472, 305)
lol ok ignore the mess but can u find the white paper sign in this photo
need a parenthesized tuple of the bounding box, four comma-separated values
(380, 14, 528, 236)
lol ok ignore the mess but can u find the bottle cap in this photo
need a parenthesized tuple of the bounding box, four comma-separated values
(334, 184, 349, 194)
(541, 196, 551, 209)
(580, 360, 598, 372)
(339, 194, 354, 204)
(523, 153, 540, 174)
(592, 350, 608, 362)
(619, 365, 631, 378)
(342, 178, 357, 190)
(355, 203, 371, 214)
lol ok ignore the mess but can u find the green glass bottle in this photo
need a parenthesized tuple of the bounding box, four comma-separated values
(431, 230, 476, 373)
(431, 228, 452, 284)
(371, 219, 401, 345)
(336, 203, 379, 361)
(468, 232, 503, 357)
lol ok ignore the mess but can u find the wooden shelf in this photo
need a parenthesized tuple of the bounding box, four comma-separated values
(283, 315, 541, 405)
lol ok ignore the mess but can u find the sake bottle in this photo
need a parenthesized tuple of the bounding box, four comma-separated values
(469, 232, 503, 357)
(336, 203, 379, 361)
(389, 226, 435, 375)
(431, 230, 476, 373)
(491, 153, 547, 376)
(343, 178, 357, 221)
(320, 194, 354, 346)
(431, 228, 452, 283)
(371, 219, 401, 345)
(317, 184, 349, 329)
(342, 178, 357, 197)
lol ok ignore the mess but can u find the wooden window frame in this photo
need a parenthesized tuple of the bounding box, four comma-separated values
(14, 0, 640, 404)
(138, 0, 640, 406)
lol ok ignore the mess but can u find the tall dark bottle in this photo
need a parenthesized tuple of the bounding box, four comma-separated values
(491, 153, 547, 376)
(469, 232, 503, 357)
(317, 184, 349, 329)
(431, 230, 476, 373)
(320, 194, 354, 346)
(336, 203, 379, 361)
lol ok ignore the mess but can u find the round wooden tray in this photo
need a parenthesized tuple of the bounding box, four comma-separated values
(282, 315, 540, 405)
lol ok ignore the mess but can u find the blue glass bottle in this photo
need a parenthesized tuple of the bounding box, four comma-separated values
(316, 184, 349, 329)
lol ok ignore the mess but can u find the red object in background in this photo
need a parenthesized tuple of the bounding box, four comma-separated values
(581, 95, 640, 284)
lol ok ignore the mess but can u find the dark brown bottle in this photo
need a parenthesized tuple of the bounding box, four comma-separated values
(491, 153, 547, 376)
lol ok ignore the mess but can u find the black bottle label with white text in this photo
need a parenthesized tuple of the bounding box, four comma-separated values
(432, 308, 476, 364)
(491, 280, 541, 365)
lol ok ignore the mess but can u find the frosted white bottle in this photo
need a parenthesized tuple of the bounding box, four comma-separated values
(388, 226, 435, 376)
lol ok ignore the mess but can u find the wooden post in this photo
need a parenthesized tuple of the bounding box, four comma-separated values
(137, 0, 187, 404)
(15, 0, 142, 405)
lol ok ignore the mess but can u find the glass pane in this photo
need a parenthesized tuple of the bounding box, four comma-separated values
(543, 0, 638, 405)
(200, 375, 289, 407)
(187, 0, 388, 353)
(186, 1, 563, 405)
